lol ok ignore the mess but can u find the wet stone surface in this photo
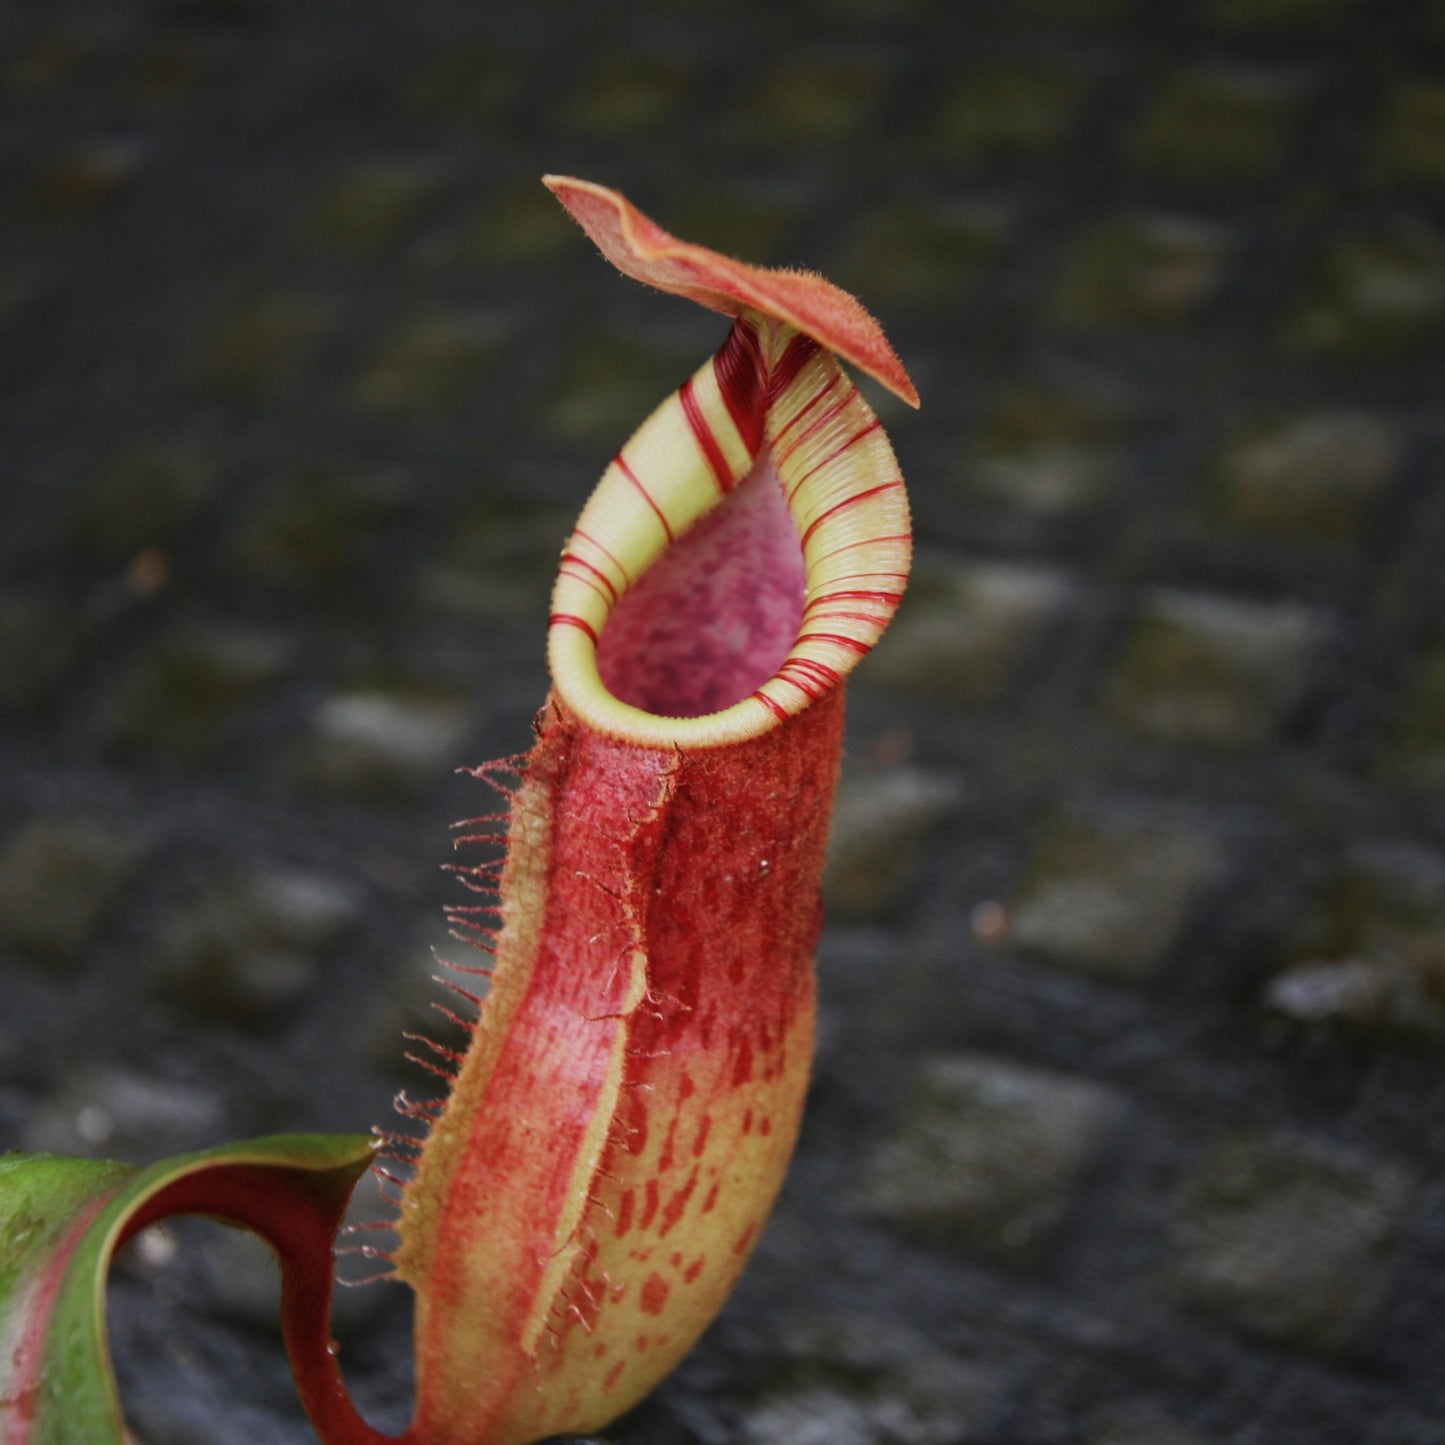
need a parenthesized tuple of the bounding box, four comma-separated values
(1004, 807, 1222, 984)
(1167, 1133, 1417, 1355)
(856, 1052, 1121, 1262)
(1101, 591, 1323, 750)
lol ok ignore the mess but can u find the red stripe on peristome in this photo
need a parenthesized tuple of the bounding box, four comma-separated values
(573, 528, 632, 586)
(785, 417, 885, 502)
(796, 632, 872, 654)
(615, 454, 676, 543)
(750, 688, 789, 721)
(803, 588, 906, 611)
(800, 481, 906, 548)
(775, 385, 859, 466)
(713, 320, 767, 457)
(679, 377, 735, 493)
(549, 613, 600, 645)
(813, 534, 913, 563)
(768, 332, 822, 402)
(770, 372, 844, 449)
(561, 552, 619, 603)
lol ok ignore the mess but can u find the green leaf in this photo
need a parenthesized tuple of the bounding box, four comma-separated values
(0, 1134, 378, 1445)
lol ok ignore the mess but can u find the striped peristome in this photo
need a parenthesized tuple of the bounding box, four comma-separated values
(549, 307, 911, 749)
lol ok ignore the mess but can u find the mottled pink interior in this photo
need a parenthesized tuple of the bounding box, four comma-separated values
(596, 457, 805, 718)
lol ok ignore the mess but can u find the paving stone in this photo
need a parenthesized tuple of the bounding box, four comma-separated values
(1265, 842, 1445, 1040)
(1281, 223, 1445, 355)
(105, 621, 290, 760)
(299, 681, 472, 802)
(151, 867, 361, 1027)
(69, 443, 218, 565)
(557, 54, 694, 134)
(838, 203, 1006, 309)
(355, 309, 506, 413)
(932, 65, 1088, 162)
(824, 766, 962, 921)
(1100, 590, 1322, 750)
(1379, 637, 1445, 790)
(418, 493, 571, 622)
(1372, 81, 1445, 188)
(741, 1316, 1001, 1445)
(1131, 68, 1302, 182)
(1204, 410, 1399, 543)
(859, 559, 1073, 708)
(970, 384, 1133, 514)
(1053, 216, 1231, 329)
(1005, 807, 1222, 984)
(1168, 1133, 1416, 1354)
(200, 293, 336, 400)
(233, 466, 403, 590)
(855, 1052, 1119, 1261)
(305, 160, 442, 255)
(0, 816, 144, 970)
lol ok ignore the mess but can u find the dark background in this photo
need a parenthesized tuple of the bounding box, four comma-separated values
(3, 1, 1445, 1442)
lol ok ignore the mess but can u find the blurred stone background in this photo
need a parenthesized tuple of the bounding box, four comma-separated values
(3, 0, 1445, 1441)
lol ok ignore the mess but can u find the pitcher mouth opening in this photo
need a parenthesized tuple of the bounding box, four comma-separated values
(547, 316, 911, 751)
(594, 455, 804, 721)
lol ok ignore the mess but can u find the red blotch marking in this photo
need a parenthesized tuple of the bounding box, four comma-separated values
(615, 453, 675, 543)
(659, 1114, 679, 1174)
(759, 1116, 773, 1137)
(702, 1181, 720, 1214)
(732, 1036, 754, 1087)
(619, 1086, 649, 1157)
(679, 1073, 696, 1101)
(714, 319, 767, 456)
(801, 480, 905, 549)
(660, 1168, 699, 1238)
(733, 1223, 757, 1257)
(639, 1177, 660, 1230)
(684, 1256, 706, 1283)
(692, 1114, 712, 1159)
(636, 1335, 652, 1354)
(549, 613, 598, 645)
(640, 1273, 671, 1316)
(742, 1108, 754, 1136)
(594, 1342, 609, 1359)
(615, 1189, 635, 1238)
(603, 1360, 627, 1392)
